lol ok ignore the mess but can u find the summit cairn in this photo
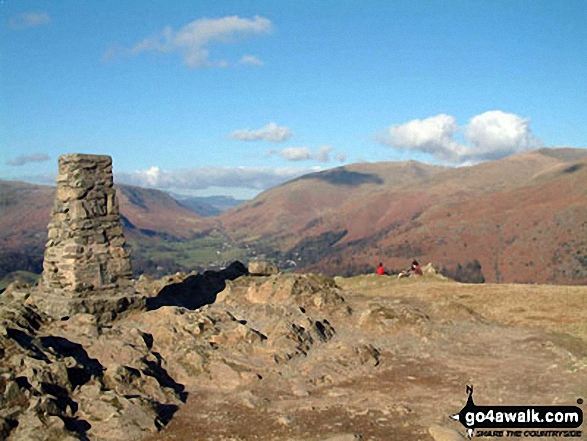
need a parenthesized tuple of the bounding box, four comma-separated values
(33, 154, 143, 320)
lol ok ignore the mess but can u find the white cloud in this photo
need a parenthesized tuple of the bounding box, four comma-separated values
(280, 147, 312, 161)
(381, 114, 464, 162)
(238, 55, 263, 67)
(230, 122, 294, 143)
(116, 165, 314, 192)
(464, 110, 542, 161)
(7, 153, 51, 166)
(139, 166, 162, 186)
(9, 12, 50, 30)
(379, 111, 542, 164)
(118, 15, 273, 68)
(315, 145, 333, 162)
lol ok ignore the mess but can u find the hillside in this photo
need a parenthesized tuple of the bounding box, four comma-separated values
(222, 161, 449, 246)
(118, 186, 217, 238)
(0, 182, 218, 278)
(220, 148, 587, 284)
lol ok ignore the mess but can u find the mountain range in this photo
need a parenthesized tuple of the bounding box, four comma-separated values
(222, 147, 587, 283)
(1, 147, 586, 284)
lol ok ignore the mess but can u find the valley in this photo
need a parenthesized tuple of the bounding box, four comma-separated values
(2, 148, 587, 287)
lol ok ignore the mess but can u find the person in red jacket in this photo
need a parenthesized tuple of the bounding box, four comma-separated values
(376, 262, 387, 275)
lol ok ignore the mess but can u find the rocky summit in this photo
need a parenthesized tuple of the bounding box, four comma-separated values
(1, 267, 586, 441)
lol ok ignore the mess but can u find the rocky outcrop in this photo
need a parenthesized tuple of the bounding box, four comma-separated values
(248, 261, 279, 276)
(5, 266, 586, 441)
(33, 154, 143, 321)
(0, 269, 360, 440)
(145, 261, 248, 311)
(0, 290, 183, 441)
(216, 273, 349, 364)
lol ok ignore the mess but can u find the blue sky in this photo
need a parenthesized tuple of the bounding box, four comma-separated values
(2, 1, 586, 198)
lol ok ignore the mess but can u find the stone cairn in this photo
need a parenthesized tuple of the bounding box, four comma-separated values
(33, 154, 143, 320)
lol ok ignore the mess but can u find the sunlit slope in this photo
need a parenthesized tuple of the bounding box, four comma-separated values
(220, 148, 587, 284)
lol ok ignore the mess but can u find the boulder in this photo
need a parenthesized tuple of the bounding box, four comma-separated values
(248, 261, 279, 276)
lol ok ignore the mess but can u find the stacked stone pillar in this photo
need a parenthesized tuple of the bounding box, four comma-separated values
(34, 154, 142, 320)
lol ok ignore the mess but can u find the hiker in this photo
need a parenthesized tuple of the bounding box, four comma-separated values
(376, 262, 387, 275)
(411, 259, 423, 276)
(398, 259, 423, 279)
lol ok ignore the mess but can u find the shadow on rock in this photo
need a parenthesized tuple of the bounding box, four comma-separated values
(154, 403, 180, 429)
(142, 352, 188, 403)
(6, 328, 50, 362)
(39, 336, 105, 388)
(146, 261, 248, 311)
(61, 416, 92, 441)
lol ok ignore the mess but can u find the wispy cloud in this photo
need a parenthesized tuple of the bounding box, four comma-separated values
(230, 122, 294, 143)
(266, 145, 346, 163)
(315, 145, 333, 163)
(7, 153, 51, 166)
(238, 55, 263, 67)
(377, 111, 542, 164)
(107, 15, 272, 68)
(116, 165, 316, 192)
(279, 147, 312, 161)
(8, 12, 51, 30)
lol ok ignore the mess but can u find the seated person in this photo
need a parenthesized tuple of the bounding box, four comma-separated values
(376, 262, 387, 275)
(411, 260, 423, 276)
(399, 260, 423, 279)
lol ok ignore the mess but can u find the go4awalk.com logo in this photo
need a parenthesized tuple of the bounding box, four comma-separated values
(450, 386, 583, 439)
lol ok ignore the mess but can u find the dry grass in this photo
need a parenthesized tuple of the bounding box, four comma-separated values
(338, 274, 587, 343)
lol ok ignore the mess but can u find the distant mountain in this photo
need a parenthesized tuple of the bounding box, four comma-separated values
(220, 148, 587, 284)
(3, 148, 587, 285)
(172, 194, 247, 217)
(117, 186, 217, 238)
(221, 160, 449, 247)
(0, 182, 217, 278)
